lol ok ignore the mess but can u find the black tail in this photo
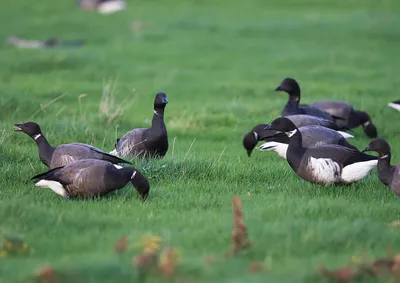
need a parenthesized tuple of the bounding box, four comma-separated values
(101, 152, 132, 165)
(31, 166, 64, 181)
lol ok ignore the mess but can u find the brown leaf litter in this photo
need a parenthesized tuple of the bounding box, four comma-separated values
(320, 249, 400, 281)
(231, 196, 251, 256)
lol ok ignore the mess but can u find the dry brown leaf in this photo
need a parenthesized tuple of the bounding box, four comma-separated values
(133, 251, 158, 271)
(158, 248, 180, 277)
(231, 196, 251, 255)
(248, 262, 264, 273)
(36, 266, 59, 283)
(114, 236, 128, 253)
(320, 266, 356, 281)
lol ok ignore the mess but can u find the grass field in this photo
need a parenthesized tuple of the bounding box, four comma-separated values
(1, 0, 400, 282)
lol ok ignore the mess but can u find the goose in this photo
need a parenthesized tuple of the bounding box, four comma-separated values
(388, 100, 400, 112)
(266, 117, 378, 185)
(257, 125, 359, 159)
(242, 115, 353, 157)
(310, 100, 377, 138)
(275, 78, 344, 122)
(13, 122, 131, 169)
(31, 159, 149, 199)
(362, 138, 400, 196)
(111, 92, 168, 159)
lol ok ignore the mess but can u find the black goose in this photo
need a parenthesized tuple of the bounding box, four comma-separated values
(31, 159, 149, 199)
(242, 115, 353, 157)
(362, 138, 400, 196)
(111, 92, 168, 159)
(388, 100, 400, 112)
(266, 117, 378, 185)
(311, 100, 377, 138)
(275, 78, 344, 122)
(13, 122, 130, 169)
(258, 125, 359, 159)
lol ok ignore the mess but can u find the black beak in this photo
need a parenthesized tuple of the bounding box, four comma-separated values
(246, 149, 252, 157)
(162, 97, 168, 104)
(13, 124, 22, 131)
(361, 146, 370, 153)
(275, 86, 282, 91)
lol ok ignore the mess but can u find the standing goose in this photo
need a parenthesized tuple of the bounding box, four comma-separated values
(242, 115, 353, 157)
(266, 117, 378, 185)
(311, 100, 377, 138)
(362, 138, 400, 196)
(31, 159, 149, 199)
(257, 125, 359, 159)
(275, 78, 344, 122)
(13, 122, 131, 169)
(388, 100, 400, 112)
(111, 92, 168, 159)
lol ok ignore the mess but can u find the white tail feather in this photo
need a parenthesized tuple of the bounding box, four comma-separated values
(35, 180, 67, 198)
(337, 131, 354, 139)
(388, 102, 400, 112)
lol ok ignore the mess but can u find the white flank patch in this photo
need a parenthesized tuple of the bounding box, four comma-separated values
(33, 134, 42, 140)
(131, 170, 137, 179)
(340, 160, 378, 183)
(109, 149, 119, 156)
(35, 180, 67, 197)
(388, 102, 400, 112)
(308, 157, 341, 184)
(337, 131, 354, 139)
(113, 164, 123, 169)
(98, 0, 125, 14)
(287, 129, 297, 138)
(258, 142, 288, 159)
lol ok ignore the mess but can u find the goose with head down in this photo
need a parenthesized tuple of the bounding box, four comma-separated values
(362, 138, 400, 196)
(266, 117, 377, 185)
(13, 122, 131, 169)
(311, 100, 377, 138)
(31, 159, 150, 200)
(257, 125, 358, 159)
(242, 114, 353, 157)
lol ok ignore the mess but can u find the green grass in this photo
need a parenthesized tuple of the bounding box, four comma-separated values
(1, 0, 400, 282)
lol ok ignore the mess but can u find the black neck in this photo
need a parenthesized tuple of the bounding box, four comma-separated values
(377, 152, 394, 186)
(120, 167, 135, 180)
(284, 97, 300, 115)
(151, 107, 166, 130)
(286, 129, 305, 170)
(33, 133, 55, 167)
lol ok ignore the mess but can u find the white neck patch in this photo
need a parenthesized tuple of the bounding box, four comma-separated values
(380, 154, 389, 159)
(253, 132, 258, 140)
(131, 170, 137, 179)
(153, 110, 159, 115)
(33, 134, 41, 140)
(363, 121, 370, 126)
(287, 129, 297, 138)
